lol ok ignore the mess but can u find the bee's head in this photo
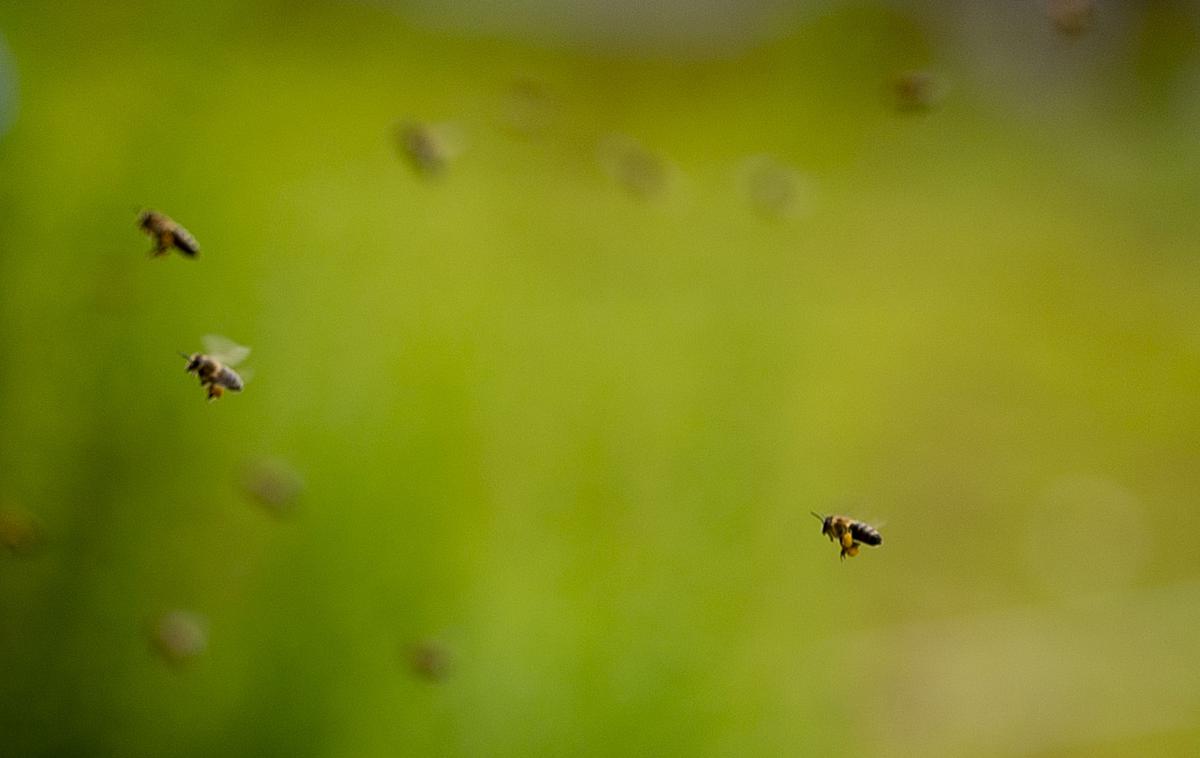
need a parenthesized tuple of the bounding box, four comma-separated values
(180, 352, 201, 372)
(137, 210, 153, 229)
(810, 511, 830, 534)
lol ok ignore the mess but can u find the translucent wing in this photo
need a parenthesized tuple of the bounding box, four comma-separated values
(202, 334, 251, 367)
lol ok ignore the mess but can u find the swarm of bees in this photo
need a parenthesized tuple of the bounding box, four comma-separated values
(133, 211, 252, 402)
(138, 210, 200, 258)
(812, 512, 883, 561)
(181, 335, 251, 401)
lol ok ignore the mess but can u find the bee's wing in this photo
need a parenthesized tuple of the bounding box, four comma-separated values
(202, 334, 251, 367)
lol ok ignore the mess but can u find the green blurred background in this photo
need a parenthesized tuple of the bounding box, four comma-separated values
(2, 1, 1199, 755)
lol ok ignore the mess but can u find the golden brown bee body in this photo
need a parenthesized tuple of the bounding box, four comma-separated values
(812, 512, 882, 560)
(181, 336, 250, 401)
(138, 210, 199, 258)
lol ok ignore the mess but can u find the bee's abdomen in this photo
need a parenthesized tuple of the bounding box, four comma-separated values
(216, 367, 244, 391)
(850, 522, 882, 545)
(172, 229, 200, 257)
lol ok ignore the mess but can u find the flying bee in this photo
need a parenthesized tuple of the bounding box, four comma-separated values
(180, 335, 251, 401)
(394, 120, 464, 178)
(138, 210, 200, 258)
(1047, 0, 1094, 36)
(889, 70, 943, 112)
(811, 512, 882, 560)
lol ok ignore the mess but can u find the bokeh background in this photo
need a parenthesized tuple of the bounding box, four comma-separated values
(2, 1, 1200, 755)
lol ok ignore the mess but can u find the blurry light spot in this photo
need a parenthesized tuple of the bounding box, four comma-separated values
(152, 610, 208, 665)
(0, 504, 42, 556)
(597, 133, 674, 200)
(889, 70, 944, 112)
(1047, 0, 1095, 36)
(737, 154, 814, 220)
(240, 457, 304, 518)
(838, 582, 1200, 754)
(409, 640, 451, 681)
(393, 120, 464, 178)
(1022, 475, 1149, 599)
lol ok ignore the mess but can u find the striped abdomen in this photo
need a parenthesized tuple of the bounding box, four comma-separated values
(850, 521, 882, 546)
(214, 365, 244, 392)
(170, 227, 200, 257)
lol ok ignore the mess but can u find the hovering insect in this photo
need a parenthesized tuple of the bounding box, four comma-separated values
(812, 512, 882, 560)
(1047, 0, 1094, 36)
(138, 210, 200, 258)
(889, 70, 941, 112)
(180, 335, 251, 401)
(394, 121, 463, 177)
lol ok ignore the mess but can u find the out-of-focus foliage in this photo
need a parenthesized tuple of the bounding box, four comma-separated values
(1, 1, 1199, 756)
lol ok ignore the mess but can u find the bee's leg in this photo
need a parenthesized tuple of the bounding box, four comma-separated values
(840, 531, 855, 550)
(206, 384, 223, 401)
(846, 543, 860, 558)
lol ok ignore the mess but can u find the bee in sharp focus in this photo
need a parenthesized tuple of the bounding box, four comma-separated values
(180, 335, 251, 401)
(138, 209, 200, 258)
(812, 512, 882, 560)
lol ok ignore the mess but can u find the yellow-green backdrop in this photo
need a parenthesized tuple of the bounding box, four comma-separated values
(2, 2, 1199, 756)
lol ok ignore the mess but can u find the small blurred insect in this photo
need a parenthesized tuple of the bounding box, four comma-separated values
(597, 133, 672, 200)
(812, 512, 882, 560)
(138, 210, 199, 258)
(180, 335, 251, 401)
(239, 457, 303, 517)
(151, 610, 208, 665)
(394, 121, 463, 177)
(1047, 0, 1094, 36)
(496, 78, 557, 139)
(0, 504, 42, 556)
(408, 640, 451, 682)
(737, 154, 813, 220)
(889, 70, 942, 112)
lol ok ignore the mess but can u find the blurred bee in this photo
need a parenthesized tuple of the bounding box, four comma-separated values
(597, 133, 671, 200)
(0, 504, 42, 556)
(138, 210, 199, 258)
(180, 335, 251, 401)
(151, 610, 208, 665)
(812, 512, 882, 560)
(889, 70, 942, 112)
(408, 640, 451, 682)
(394, 120, 463, 178)
(1048, 0, 1094, 36)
